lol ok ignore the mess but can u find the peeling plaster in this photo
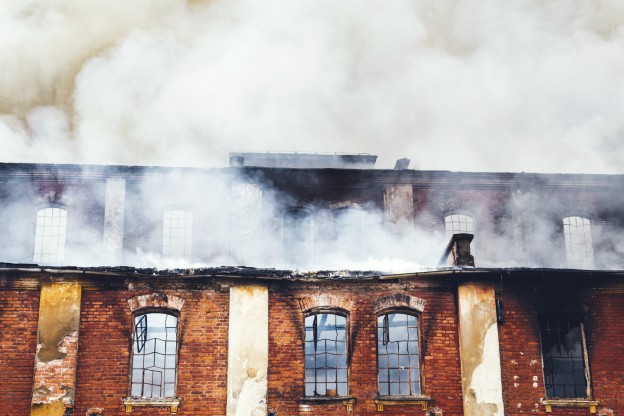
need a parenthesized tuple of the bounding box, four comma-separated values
(458, 283, 505, 416)
(227, 286, 268, 416)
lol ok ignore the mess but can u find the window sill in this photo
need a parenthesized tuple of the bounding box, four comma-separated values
(374, 395, 432, 412)
(122, 397, 181, 414)
(300, 396, 357, 412)
(542, 399, 599, 413)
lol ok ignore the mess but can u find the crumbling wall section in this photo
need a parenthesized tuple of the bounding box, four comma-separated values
(31, 281, 82, 416)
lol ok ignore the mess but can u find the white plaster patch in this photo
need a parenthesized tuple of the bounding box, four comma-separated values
(469, 323, 505, 416)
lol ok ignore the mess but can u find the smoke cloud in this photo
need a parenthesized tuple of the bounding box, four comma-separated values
(1, 0, 623, 172)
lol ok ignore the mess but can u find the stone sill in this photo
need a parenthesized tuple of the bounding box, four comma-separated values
(300, 396, 357, 412)
(122, 397, 181, 414)
(542, 399, 599, 413)
(374, 395, 432, 411)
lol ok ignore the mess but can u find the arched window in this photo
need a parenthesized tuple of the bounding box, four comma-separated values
(282, 208, 312, 267)
(562, 216, 594, 269)
(377, 312, 421, 396)
(444, 213, 474, 240)
(539, 314, 590, 399)
(304, 312, 348, 396)
(33, 207, 67, 264)
(162, 210, 193, 263)
(131, 312, 179, 398)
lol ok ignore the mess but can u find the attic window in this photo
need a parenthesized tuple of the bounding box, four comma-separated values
(444, 213, 474, 239)
(33, 207, 67, 264)
(162, 210, 193, 263)
(562, 216, 594, 269)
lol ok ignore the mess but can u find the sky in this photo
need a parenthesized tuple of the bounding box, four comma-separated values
(1, 0, 624, 172)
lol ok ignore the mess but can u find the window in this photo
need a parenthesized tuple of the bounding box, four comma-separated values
(304, 312, 348, 396)
(562, 216, 594, 269)
(33, 207, 67, 264)
(444, 213, 474, 239)
(539, 314, 590, 399)
(377, 312, 421, 396)
(131, 312, 179, 398)
(283, 208, 312, 267)
(162, 210, 193, 263)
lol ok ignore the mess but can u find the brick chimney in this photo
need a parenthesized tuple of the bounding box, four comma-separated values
(438, 233, 475, 267)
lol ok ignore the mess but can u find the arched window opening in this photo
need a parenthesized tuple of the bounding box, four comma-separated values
(377, 312, 421, 396)
(333, 207, 363, 261)
(444, 213, 474, 240)
(304, 312, 348, 397)
(539, 314, 590, 399)
(131, 312, 179, 398)
(162, 210, 193, 263)
(562, 216, 594, 269)
(33, 207, 67, 264)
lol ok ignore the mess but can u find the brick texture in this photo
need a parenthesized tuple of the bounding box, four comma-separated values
(0, 290, 39, 416)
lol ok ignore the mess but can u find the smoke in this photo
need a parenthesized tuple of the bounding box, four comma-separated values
(1, 0, 623, 171)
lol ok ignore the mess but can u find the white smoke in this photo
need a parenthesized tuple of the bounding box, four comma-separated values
(1, 0, 623, 172)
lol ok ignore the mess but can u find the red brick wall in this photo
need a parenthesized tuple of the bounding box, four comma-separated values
(267, 280, 464, 416)
(0, 290, 39, 416)
(73, 285, 229, 416)
(499, 286, 624, 415)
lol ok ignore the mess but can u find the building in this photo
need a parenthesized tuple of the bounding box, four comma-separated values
(0, 157, 623, 415)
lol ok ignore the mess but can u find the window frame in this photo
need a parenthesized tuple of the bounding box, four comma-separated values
(561, 215, 595, 269)
(375, 308, 425, 398)
(303, 308, 350, 398)
(444, 212, 475, 240)
(128, 308, 181, 400)
(331, 206, 364, 261)
(538, 313, 592, 400)
(33, 205, 68, 264)
(161, 208, 194, 264)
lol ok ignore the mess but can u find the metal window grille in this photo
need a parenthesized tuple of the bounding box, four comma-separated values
(563, 216, 594, 269)
(540, 314, 589, 399)
(162, 210, 193, 263)
(377, 313, 421, 396)
(444, 214, 474, 239)
(304, 313, 348, 396)
(33, 207, 67, 264)
(131, 313, 178, 398)
(282, 208, 312, 268)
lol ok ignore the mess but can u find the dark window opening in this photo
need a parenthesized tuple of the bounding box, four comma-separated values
(540, 314, 589, 399)
(131, 312, 178, 398)
(304, 312, 348, 396)
(377, 312, 421, 396)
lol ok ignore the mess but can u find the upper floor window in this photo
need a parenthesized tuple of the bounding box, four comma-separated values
(33, 207, 67, 264)
(282, 208, 312, 267)
(539, 314, 590, 399)
(162, 210, 193, 263)
(562, 216, 594, 269)
(304, 312, 348, 397)
(377, 312, 422, 396)
(131, 312, 179, 398)
(444, 213, 474, 239)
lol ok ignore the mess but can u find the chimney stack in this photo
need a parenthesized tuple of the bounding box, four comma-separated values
(438, 233, 475, 267)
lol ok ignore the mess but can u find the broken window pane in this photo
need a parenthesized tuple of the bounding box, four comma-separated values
(131, 312, 178, 398)
(377, 313, 421, 396)
(162, 210, 193, 263)
(33, 207, 67, 264)
(540, 314, 589, 399)
(563, 216, 594, 269)
(304, 312, 348, 396)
